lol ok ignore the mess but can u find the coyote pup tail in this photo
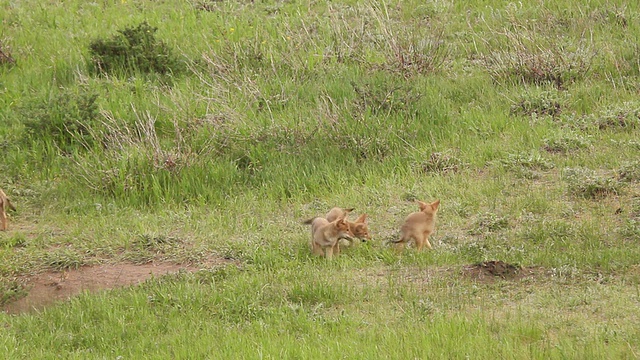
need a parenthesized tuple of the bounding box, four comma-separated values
(302, 217, 316, 225)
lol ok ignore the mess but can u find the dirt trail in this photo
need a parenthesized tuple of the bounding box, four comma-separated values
(2, 261, 226, 314)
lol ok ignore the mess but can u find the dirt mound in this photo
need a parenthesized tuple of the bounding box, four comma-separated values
(2, 259, 233, 314)
(463, 260, 525, 281)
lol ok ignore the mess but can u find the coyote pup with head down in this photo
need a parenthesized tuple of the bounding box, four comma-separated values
(392, 199, 440, 251)
(0, 189, 16, 231)
(303, 217, 353, 259)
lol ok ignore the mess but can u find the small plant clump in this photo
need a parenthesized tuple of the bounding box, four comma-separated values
(416, 151, 465, 174)
(620, 197, 640, 241)
(134, 234, 183, 251)
(500, 153, 554, 171)
(42, 249, 84, 271)
(88, 21, 185, 77)
(480, 33, 594, 88)
(542, 132, 590, 153)
(562, 167, 620, 199)
(499, 153, 554, 179)
(351, 81, 422, 116)
(469, 212, 509, 235)
(617, 161, 640, 182)
(592, 101, 640, 130)
(0, 45, 15, 65)
(510, 89, 567, 118)
(381, 31, 450, 76)
(561, 102, 640, 131)
(0, 279, 26, 306)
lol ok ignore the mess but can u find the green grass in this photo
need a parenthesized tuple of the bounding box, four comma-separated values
(1, 0, 640, 358)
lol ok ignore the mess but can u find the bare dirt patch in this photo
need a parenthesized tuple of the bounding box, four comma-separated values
(2, 258, 235, 314)
(462, 260, 538, 281)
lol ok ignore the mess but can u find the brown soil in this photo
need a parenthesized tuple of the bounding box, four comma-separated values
(463, 260, 535, 281)
(2, 259, 234, 314)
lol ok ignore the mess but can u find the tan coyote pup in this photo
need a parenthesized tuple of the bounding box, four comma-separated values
(0, 189, 17, 231)
(392, 199, 440, 251)
(325, 208, 371, 242)
(302, 217, 353, 259)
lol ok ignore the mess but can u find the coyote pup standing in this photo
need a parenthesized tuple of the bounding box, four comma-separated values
(392, 199, 440, 251)
(0, 189, 16, 231)
(303, 217, 353, 259)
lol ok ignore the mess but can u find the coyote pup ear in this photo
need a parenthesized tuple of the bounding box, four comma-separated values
(430, 199, 440, 211)
(417, 201, 428, 211)
(355, 213, 367, 223)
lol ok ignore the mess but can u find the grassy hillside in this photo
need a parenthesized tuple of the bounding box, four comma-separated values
(1, 0, 640, 358)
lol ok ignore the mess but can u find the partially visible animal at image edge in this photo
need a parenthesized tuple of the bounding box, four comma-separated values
(392, 199, 440, 251)
(302, 216, 353, 259)
(0, 188, 17, 231)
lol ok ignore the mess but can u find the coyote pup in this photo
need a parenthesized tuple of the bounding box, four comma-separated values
(325, 208, 371, 241)
(0, 189, 16, 231)
(303, 217, 353, 259)
(392, 199, 440, 251)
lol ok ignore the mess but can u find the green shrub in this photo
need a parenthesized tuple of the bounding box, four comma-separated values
(21, 88, 100, 153)
(88, 22, 184, 77)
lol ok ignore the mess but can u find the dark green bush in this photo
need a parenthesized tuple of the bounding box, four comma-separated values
(88, 22, 184, 77)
